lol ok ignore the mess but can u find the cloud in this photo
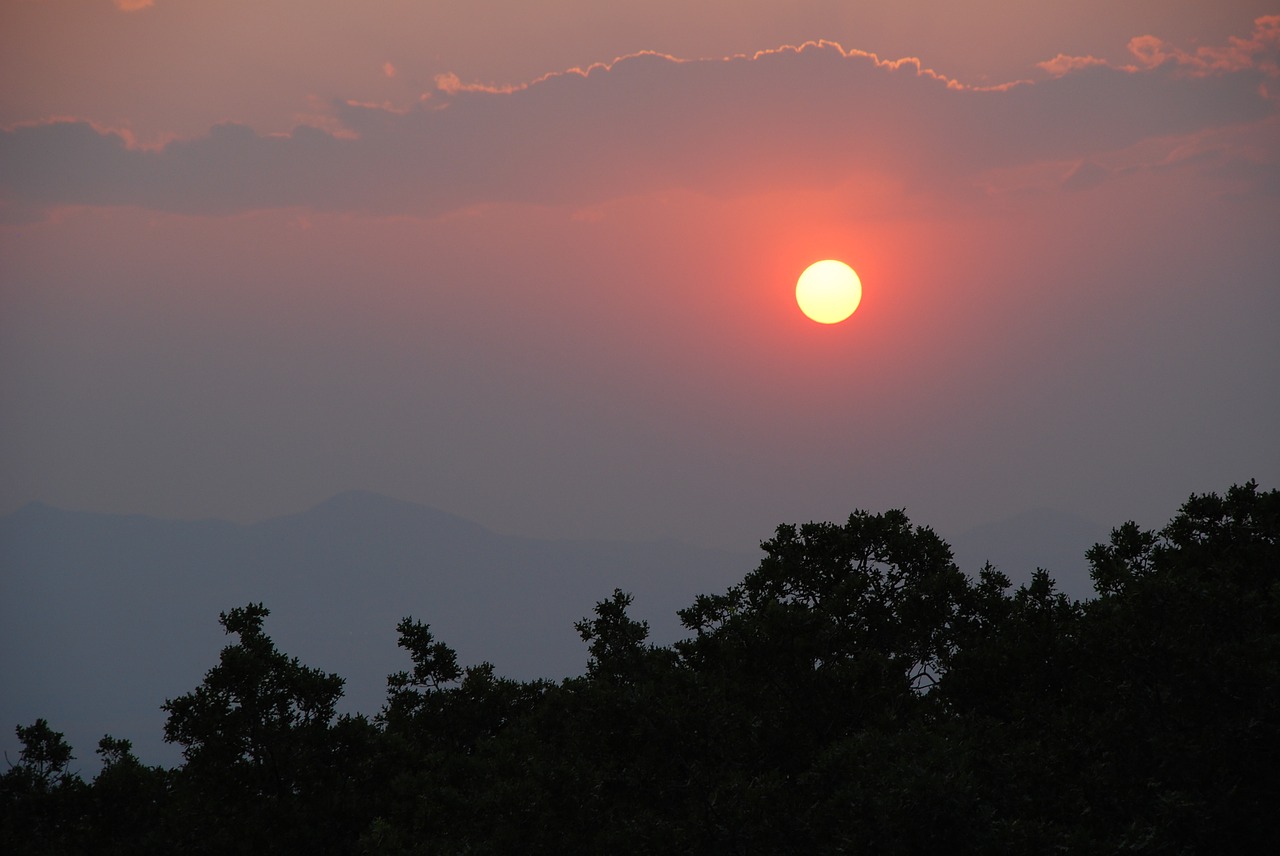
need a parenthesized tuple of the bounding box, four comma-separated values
(1038, 16, 1280, 80)
(2, 31, 1276, 220)
(113, 0, 155, 11)
(1128, 15, 1280, 77)
(1037, 54, 1111, 78)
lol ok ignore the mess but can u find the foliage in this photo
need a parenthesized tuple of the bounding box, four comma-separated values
(0, 719, 87, 853)
(157, 602, 373, 853)
(4, 482, 1276, 853)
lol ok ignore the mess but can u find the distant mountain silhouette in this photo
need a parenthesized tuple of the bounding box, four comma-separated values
(1, 494, 1109, 774)
(0, 492, 754, 772)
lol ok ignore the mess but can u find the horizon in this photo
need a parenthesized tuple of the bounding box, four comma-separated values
(3, 483, 1113, 538)
(2, 479, 1134, 777)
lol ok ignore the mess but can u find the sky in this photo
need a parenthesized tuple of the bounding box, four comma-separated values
(2, 0, 1278, 551)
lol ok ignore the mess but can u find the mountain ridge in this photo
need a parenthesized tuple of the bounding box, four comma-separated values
(1, 492, 1106, 774)
(0, 492, 756, 773)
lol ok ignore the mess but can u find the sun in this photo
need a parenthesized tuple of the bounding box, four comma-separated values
(796, 260, 862, 324)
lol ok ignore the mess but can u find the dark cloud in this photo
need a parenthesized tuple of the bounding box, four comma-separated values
(2, 41, 1275, 219)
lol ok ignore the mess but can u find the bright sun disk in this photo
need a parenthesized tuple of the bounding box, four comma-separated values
(796, 260, 862, 324)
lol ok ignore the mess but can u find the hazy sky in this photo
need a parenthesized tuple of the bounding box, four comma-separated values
(2, 1, 1277, 549)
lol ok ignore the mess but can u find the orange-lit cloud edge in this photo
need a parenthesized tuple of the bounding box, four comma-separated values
(441, 16, 1280, 98)
(1039, 16, 1280, 80)
(1, 18, 1277, 222)
(434, 39, 1005, 97)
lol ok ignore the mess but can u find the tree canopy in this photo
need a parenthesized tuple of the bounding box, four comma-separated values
(3, 482, 1276, 853)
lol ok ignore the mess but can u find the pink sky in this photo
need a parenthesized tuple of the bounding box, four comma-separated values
(2, 1, 1278, 548)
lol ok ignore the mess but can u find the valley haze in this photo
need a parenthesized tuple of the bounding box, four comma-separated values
(1, 490, 1103, 774)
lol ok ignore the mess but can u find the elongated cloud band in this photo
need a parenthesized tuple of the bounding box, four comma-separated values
(3, 25, 1277, 220)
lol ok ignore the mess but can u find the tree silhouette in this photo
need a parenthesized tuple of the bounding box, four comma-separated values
(2, 482, 1275, 853)
(0, 719, 87, 853)
(160, 602, 374, 853)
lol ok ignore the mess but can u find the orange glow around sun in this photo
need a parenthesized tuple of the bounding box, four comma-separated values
(796, 260, 862, 324)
